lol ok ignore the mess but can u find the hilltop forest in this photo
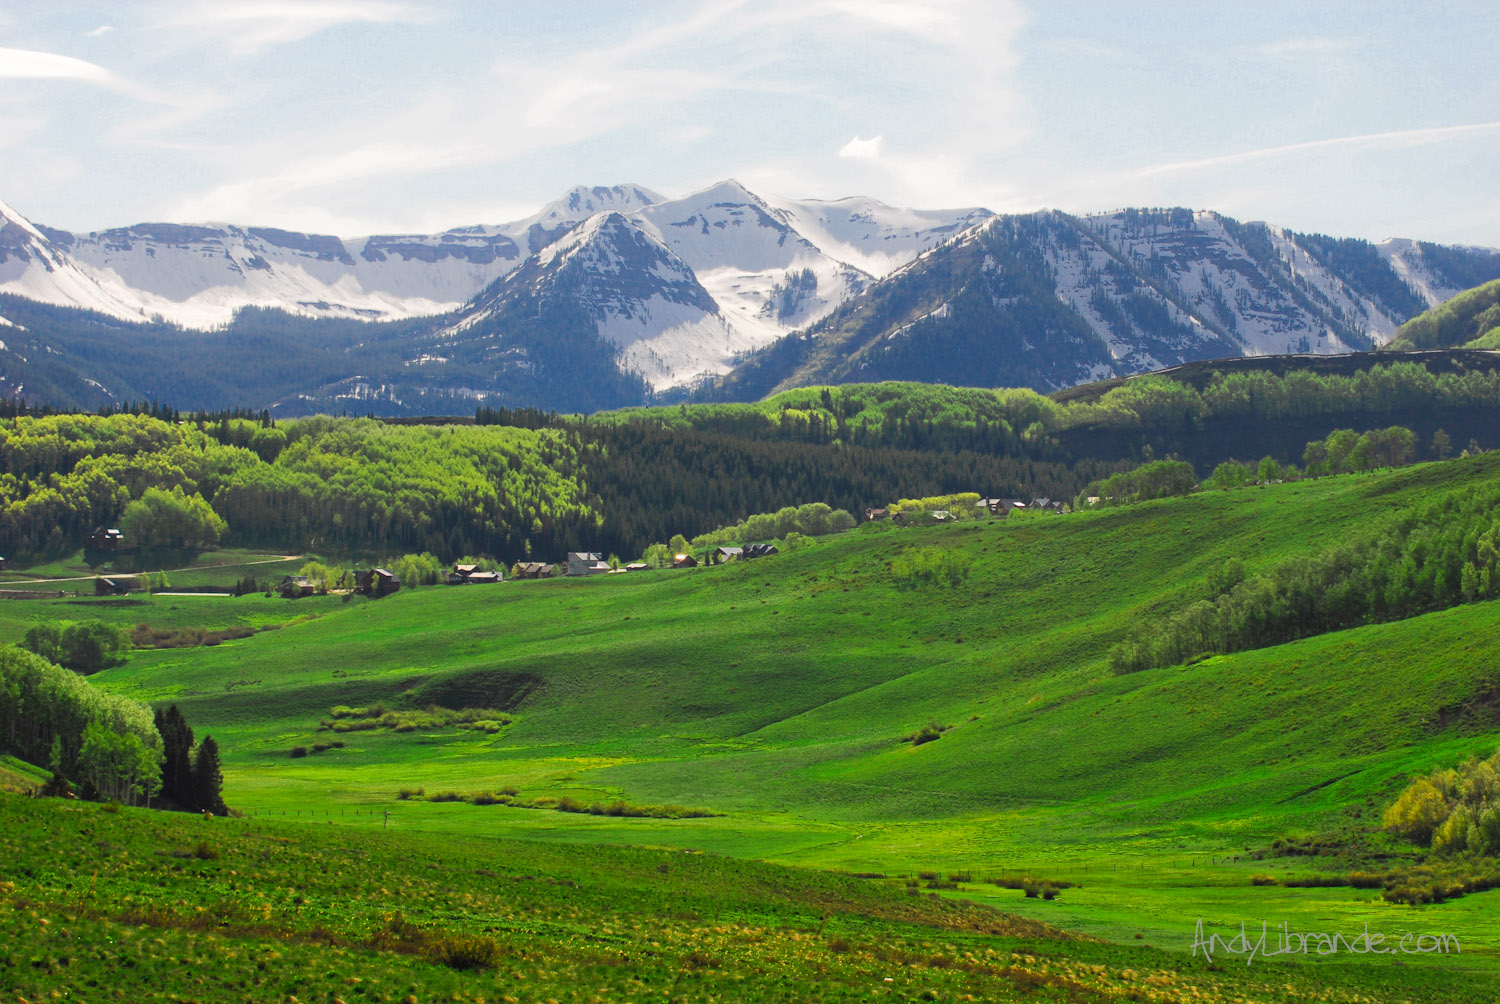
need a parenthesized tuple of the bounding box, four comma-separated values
(6, 354, 1500, 564)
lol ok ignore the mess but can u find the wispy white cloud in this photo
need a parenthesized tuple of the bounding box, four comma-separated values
(163, 0, 1030, 229)
(1241, 35, 1366, 59)
(839, 135, 883, 160)
(0, 45, 230, 162)
(0, 46, 186, 107)
(151, 0, 434, 55)
(86, 25, 114, 38)
(1132, 121, 1500, 179)
(0, 47, 119, 86)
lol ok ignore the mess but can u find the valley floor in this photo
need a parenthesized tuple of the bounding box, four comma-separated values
(7, 457, 1500, 998)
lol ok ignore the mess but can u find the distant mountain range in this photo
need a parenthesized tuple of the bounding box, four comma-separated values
(1, 182, 1498, 414)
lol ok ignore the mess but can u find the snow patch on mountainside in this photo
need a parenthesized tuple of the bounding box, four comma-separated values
(1379, 240, 1447, 306)
(1374, 238, 1500, 307)
(1042, 231, 1167, 372)
(1080, 211, 1363, 356)
(761, 193, 992, 278)
(1266, 226, 1403, 343)
(602, 296, 747, 390)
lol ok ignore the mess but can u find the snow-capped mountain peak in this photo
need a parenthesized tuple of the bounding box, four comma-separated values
(0, 197, 52, 246)
(527, 184, 664, 228)
(7, 182, 1499, 413)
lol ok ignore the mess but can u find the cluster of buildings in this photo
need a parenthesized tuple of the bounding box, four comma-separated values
(78, 491, 1065, 603)
(862, 497, 1066, 523)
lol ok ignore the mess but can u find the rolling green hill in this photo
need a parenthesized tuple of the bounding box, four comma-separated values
(0, 452, 1490, 984)
(1385, 278, 1500, 350)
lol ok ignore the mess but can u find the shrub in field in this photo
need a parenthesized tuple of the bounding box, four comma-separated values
(289, 746, 308, 758)
(427, 934, 500, 971)
(396, 787, 424, 800)
(1021, 879, 1061, 899)
(890, 548, 970, 589)
(905, 722, 950, 746)
(322, 703, 512, 735)
(991, 875, 1074, 892)
(131, 624, 255, 649)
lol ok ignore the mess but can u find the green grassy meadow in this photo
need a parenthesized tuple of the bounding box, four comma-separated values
(0, 546, 302, 591)
(5, 456, 1500, 997)
(10, 793, 1480, 1004)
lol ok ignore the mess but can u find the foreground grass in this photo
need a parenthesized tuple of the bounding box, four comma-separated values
(1, 793, 1483, 1003)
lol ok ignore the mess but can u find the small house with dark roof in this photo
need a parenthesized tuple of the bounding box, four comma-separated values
(278, 575, 316, 599)
(865, 507, 890, 522)
(447, 563, 493, 585)
(624, 562, 650, 571)
(354, 568, 401, 596)
(86, 527, 124, 551)
(977, 498, 1026, 516)
(713, 546, 744, 563)
(672, 553, 698, 568)
(464, 570, 501, 584)
(744, 543, 779, 559)
(94, 576, 129, 596)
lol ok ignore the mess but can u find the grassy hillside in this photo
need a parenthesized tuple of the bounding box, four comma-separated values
(1385, 278, 1500, 350)
(0, 451, 1490, 992)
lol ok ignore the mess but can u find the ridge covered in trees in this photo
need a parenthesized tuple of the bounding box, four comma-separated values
(1385, 278, 1500, 351)
(10, 357, 1500, 565)
(1110, 460, 1500, 673)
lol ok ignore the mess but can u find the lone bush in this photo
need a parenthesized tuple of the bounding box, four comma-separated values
(427, 933, 500, 971)
(906, 722, 950, 746)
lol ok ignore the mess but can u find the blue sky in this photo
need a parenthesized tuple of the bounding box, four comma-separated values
(2, 1, 1497, 244)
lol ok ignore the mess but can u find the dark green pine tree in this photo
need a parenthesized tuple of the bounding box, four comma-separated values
(154, 704, 195, 808)
(192, 735, 226, 816)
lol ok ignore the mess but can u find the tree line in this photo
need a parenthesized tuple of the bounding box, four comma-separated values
(8, 358, 1500, 568)
(0, 645, 221, 810)
(1109, 462, 1500, 674)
